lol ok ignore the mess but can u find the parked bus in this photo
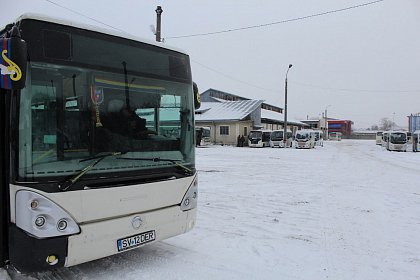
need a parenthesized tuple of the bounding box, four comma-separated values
(387, 131, 407, 152)
(270, 130, 292, 148)
(412, 131, 420, 152)
(329, 132, 342, 141)
(294, 129, 315, 149)
(375, 131, 383, 145)
(313, 130, 324, 147)
(0, 14, 200, 272)
(196, 126, 211, 146)
(382, 131, 390, 147)
(248, 129, 272, 147)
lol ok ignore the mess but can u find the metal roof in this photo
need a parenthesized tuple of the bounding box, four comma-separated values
(261, 109, 308, 126)
(195, 100, 263, 122)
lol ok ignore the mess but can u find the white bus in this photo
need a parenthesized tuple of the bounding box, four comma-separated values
(375, 131, 383, 145)
(329, 132, 342, 141)
(412, 131, 420, 152)
(248, 129, 272, 147)
(407, 132, 412, 144)
(313, 130, 324, 147)
(196, 126, 211, 146)
(382, 131, 390, 147)
(294, 129, 315, 149)
(270, 130, 292, 148)
(0, 14, 199, 272)
(387, 131, 407, 152)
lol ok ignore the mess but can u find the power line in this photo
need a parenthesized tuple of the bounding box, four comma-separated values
(192, 59, 278, 93)
(42, 0, 417, 95)
(165, 0, 385, 40)
(193, 59, 420, 95)
(43, 0, 130, 35)
(291, 81, 420, 94)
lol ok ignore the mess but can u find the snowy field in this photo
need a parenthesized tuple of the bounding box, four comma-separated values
(3, 140, 420, 280)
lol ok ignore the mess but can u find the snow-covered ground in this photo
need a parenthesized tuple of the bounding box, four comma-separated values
(4, 140, 420, 280)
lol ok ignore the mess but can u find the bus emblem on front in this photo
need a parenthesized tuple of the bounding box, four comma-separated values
(131, 216, 142, 229)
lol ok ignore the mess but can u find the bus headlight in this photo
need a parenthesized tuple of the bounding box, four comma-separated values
(35, 215, 46, 227)
(15, 190, 80, 238)
(180, 176, 198, 211)
(57, 219, 68, 231)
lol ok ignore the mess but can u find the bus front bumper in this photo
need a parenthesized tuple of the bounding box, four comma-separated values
(65, 206, 196, 267)
(296, 142, 311, 149)
(9, 206, 196, 272)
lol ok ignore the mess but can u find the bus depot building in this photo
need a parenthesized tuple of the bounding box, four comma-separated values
(195, 89, 307, 145)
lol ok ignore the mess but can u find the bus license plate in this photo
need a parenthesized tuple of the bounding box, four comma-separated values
(117, 230, 156, 252)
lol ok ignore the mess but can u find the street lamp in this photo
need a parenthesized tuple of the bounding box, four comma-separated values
(325, 105, 331, 140)
(283, 64, 292, 147)
(392, 112, 395, 130)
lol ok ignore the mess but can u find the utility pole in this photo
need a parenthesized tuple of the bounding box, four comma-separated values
(283, 64, 292, 147)
(325, 105, 331, 140)
(392, 112, 395, 130)
(155, 6, 163, 42)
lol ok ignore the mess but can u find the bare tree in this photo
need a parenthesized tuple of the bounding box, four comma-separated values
(371, 124, 379, 131)
(379, 118, 395, 131)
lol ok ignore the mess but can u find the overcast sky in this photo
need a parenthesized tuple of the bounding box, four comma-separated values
(3, 0, 420, 129)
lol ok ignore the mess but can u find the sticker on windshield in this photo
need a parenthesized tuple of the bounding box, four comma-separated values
(91, 87, 104, 105)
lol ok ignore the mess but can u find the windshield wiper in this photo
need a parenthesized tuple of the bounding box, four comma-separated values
(117, 156, 193, 175)
(58, 152, 124, 191)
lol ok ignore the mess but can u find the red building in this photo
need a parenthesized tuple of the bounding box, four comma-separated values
(328, 120, 353, 138)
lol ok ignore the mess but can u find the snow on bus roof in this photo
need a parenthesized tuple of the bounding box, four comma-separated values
(14, 13, 188, 55)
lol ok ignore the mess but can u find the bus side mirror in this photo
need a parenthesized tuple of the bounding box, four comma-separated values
(193, 82, 200, 109)
(0, 26, 27, 90)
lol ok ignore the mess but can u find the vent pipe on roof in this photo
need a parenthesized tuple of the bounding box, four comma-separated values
(155, 6, 163, 42)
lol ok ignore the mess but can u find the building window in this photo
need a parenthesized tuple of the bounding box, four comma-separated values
(220, 126, 229, 135)
(244, 127, 248, 136)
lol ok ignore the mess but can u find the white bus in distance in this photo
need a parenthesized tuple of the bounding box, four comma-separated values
(412, 131, 420, 152)
(270, 130, 292, 148)
(294, 129, 315, 149)
(375, 131, 383, 145)
(382, 131, 390, 147)
(387, 131, 407, 152)
(313, 130, 324, 147)
(196, 126, 211, 146)
(329, 132, 342, 141)
(248, 129, 272, 148)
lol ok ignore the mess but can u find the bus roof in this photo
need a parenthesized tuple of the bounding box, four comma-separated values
(13, 13, 188, 55)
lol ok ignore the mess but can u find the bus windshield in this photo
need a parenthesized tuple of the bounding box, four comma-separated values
(271, 131, 283, 140)
(201, 127, 210, 138)
(390, 132, 407, 144)
(296, 132, 309, 140)
(19, 63, 194, 182)
(17, 20, 194, 183)
(249, 131, 262, 140)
